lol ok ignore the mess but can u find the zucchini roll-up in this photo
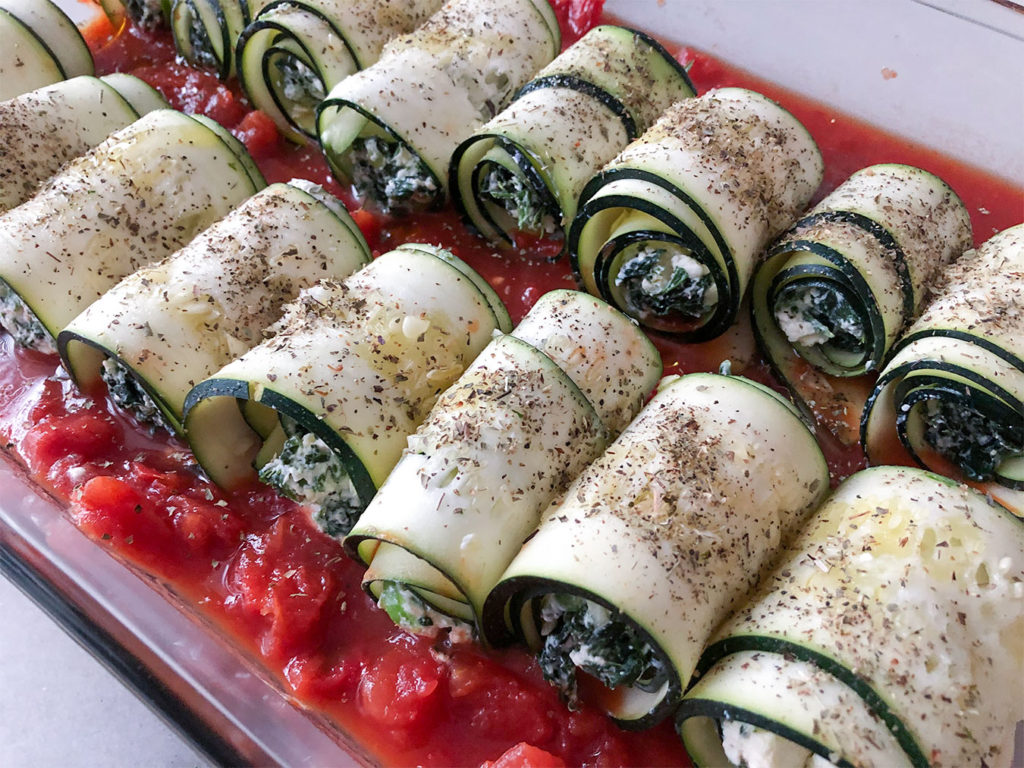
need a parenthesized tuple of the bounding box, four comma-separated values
(171, 0, 259, 78)
(751, 164, 971, 444)
(0, 109, 264, 354)
(182, 244, 511, 535)
(236, 0, 443, 142)
(0, 74, 166, 213)
(0, 0, 93, 102)
(484, 372, 829, 728)
(862, 224, 1024, 507)
(346, 289, 661, 640)
(568, 88, 823, 339)
(449, 25, 695, 248)
(678, 466, 1023, 768)
(58, 181, 369, 435)
(317, 0, 560, 214)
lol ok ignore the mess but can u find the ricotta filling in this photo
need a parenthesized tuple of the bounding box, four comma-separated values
(258, 418, 362, 537)
(348, 136, 440, 214)
(537, 593, 666, 709)
(720, 720, 839, 768)
(773, 284, 866, 359)
(0, 280, 55, 354)
(127, 0, 166, 29)
(100, 356, 176, 434)
(921, 396, 1023, 481)
(271, 54, 325, 131)
(377, 580, 475, 643)
(479, 163, 557, 236)
(184, 6, 218, 70)
(615, 246, 718, 321)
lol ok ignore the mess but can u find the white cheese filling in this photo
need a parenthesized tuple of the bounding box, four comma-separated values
(720, 720, 839, 768)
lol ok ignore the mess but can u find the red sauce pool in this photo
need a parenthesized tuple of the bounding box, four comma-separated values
(2, 4, 1022, 767)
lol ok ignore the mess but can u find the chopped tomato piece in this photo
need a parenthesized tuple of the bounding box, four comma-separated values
(233, 110, 281, 160)
(481, 742, 567, 768)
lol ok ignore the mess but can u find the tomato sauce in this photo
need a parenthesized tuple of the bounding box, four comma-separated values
(1, 2, 1022, 766)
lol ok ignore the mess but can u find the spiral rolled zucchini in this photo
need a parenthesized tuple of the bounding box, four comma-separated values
(182, 244, 511, 536)
(862, 224, 1024, 509)
(751, 164, 972, 444)
(568, 88, 823, 339)
(677, 466, 1023, 768)
(316, 0, 560, 214)
(170, 0, 259, 78)
(483, 372, 829, 728)
(58, 181, 369, 435)
(449, 25, 694, 249)
(345, 289, 661, 640)
(0, 109, 264, 354)
(0, 0, 93, 101)
(99, 0, 170, 30)
(0, 74, 166, 213)
(236, 0, 442, 142)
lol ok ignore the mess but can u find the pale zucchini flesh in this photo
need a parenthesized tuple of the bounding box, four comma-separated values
(0, 0, 93, 102)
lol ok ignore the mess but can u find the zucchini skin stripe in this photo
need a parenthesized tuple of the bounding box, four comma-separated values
(514, 73, 639, 140)
(0, 0, 94, 101)
(171, 0, 252, 79)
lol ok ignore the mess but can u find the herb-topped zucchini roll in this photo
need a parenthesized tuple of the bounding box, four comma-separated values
(345, 290, 661, 640)
(171, 0, 257, 78)
(568, 88, 823, 339)
(0, 74, 166, 213)
(58, 181, 369, 435)
(449, 25, 695, 250)
(98, 0, 170, 30)
(182, 244, 511, 535)
(483, 372, 829, 728)
(751, 164, 972, 444)
(862, 224, 1024, 510)
(677, 466, 1023, 768)
(0, 109, 264, 355)
(0, 0, 93, 102)
(317, 0, 560, 214)
(236, 0, 443, 142)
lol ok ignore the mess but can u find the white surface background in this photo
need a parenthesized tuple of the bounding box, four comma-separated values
(2, 0, 1022, 766)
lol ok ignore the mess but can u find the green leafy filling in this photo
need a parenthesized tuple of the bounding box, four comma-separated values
(0, 280, 54, 353)
(377, 580, 474, 640)
(615, 246, 714, 319)
(537, 594, 666, 708)
(479, 164, 554, 235)
(185, 8, 218, 70)
(272, 55, 325, 114)
(348, 136, 439, 214)
(100, 357, 174, 434)
(258, 418, 362, 536)
(773, 284, 866, 354)
(922, 397, 1023, 481)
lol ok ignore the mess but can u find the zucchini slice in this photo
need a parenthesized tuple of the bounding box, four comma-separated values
(679, 465, 1024, 768)
(568, 88, 823, 339)
(751, 164, 972, 444)
(236, 0, 443, 142)
(0, 108, 264, 354)
(0, 74, 167, 213)
(316, 0, 560, 214)
(182, 244, 510, 535)
(58, 180, 369, 434)
(862, 224, 1024, 509)
(0, 0, 93, 102)
(345, 289, 660, 639)
(449, 24, 695, 249)
(171, 0, 257, 78)
(483, 372, 829, 728)
(100, 0, 171, 30)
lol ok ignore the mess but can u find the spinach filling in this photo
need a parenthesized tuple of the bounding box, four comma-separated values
(126, 0, 165, 29)
(537, 594, 667, 708)
(271, 54, 325, 131)
(615, 246, 717, 320)
(377, 580, 474, 641)
(772, 284, 866, 357)
(100, 356, 175, 434)
(258, 416, 362, 536)
(921, 397, 1023, 482)
(0, 280, 55, 353)
(184, 7, 218, 70)
(479, 164, 556, 236)
(348, 136, 439, 215)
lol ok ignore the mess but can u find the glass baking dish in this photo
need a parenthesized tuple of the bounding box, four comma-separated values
(1, 1, 1021, 765)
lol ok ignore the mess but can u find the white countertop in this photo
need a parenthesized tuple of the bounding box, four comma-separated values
(0, 573, 203, 768)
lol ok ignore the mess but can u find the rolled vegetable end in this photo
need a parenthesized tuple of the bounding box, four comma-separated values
(0, 0, 93, 102)
(569, 87, 823, 340)
(449, 24, 695, 248)
(345, 290, 659, 639)
(170, 0, 251, 78)
(862, 223, 1024, 505)
(679, 465, 1024, 768)
(483, 372, 829, 728)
